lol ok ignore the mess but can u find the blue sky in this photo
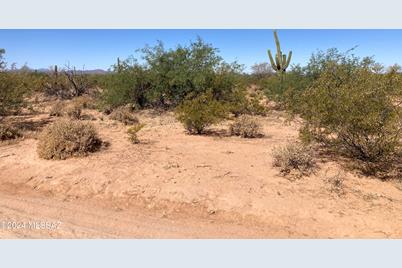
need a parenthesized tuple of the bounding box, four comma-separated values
(1, 30, 402, 72)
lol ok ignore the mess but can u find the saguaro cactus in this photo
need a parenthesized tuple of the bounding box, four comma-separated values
(117, 57, 122, 73)
(267, 30, 292, 74)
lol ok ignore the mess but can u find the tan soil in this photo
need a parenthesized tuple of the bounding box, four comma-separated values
(1, 105, 402, 238)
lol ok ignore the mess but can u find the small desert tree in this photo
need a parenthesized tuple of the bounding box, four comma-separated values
(251, 62, 274, 78)
(100, 58, 151, 110)
(300, 58, 402, 170)
(0, 49, 29, 116)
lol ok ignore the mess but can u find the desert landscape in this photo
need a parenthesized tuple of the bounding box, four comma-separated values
(1, 30, 402, 238)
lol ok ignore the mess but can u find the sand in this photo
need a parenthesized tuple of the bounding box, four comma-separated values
(1, 104, 402, 238)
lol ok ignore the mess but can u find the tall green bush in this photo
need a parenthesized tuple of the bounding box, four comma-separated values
(100, 38, 243, 110)
(300, 59, 402, 166)
(100, 59, 150, 110)
(0, 49, 30, 115)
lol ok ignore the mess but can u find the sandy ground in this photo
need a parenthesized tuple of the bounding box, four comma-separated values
(1, 105, 402, 238)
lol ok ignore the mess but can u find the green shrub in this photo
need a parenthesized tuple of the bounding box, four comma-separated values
(37, 119, 102, 160)
(299, 61, 402, 167)
(230, 115, 263, 138)
(0, 72, 27, 115)
(100, 39, 243, 110)
(0, 124, 22, 141)
(109, 106, 139, 125)
(99, 63, 150, 110)
(0, 50, 30, 116)
(127, 123, 145, 144)
(272, 143, 315, 176)
(261, 65, 311, 112)
(176, 91, 228, 134)
(227, 88, 268, 116)
(0, 49, 43, 115)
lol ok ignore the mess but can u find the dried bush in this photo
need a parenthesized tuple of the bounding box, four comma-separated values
(72, 96, 96, 109)
(127, 123, 145, 144)
(325, 171, 346, 196)
(37, 119, 102, 160)
(49, 101, 65, 117)
(272, 143, 315, 176)
(175, 90, 228, 134)
(0, 124, 21, 141)
(109, 106, 139, 125)
(64, 103, 82, 119)
(230, 115, 263, 138)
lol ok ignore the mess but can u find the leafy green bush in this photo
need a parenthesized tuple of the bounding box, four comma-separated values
(37, 119, 102, 160)
(99, 61, 150, 110)
(299, 60, 402, 166)
(0, 49, 43, 115)
(227, 88, 268, 116)
(176, 91, 228, 134)
(0, 50, 28, 115)
(100, 38, 243, 110)
(0, 72, 28, 115)
(109, 106, 139, 125)
(230, 115, 263, 138)
(261, 65, 311, 112)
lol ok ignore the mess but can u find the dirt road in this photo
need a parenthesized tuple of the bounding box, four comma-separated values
(0, 184, 282, 238)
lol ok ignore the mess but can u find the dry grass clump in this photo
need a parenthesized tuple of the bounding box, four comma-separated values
(325, 171, 346, 196)
(127, 123, 145, 144)
(64, 102, 82, 119)
(73, 96, 96, 109)
(230, 115, 263, 138)
(49, 101, 65, 117)
(37, 119, 102, 160)
(0, 124, 22, 141)
(272, 142, 315, 176)
(110, 106, 139, 125)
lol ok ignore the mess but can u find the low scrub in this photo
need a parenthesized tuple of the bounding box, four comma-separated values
(49, 101, 65, 117)
(175, 91, 228, 134)
(37, 119, 102, 160)
(72, 96, 96, 109)
(230, 115, 263, 138)
(109, 106, 139, 125)
(272, 143, 315, 176)
(127, 123, 145, 144)
(64, 102, 82, 119)
(0, 124, 21, 141)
